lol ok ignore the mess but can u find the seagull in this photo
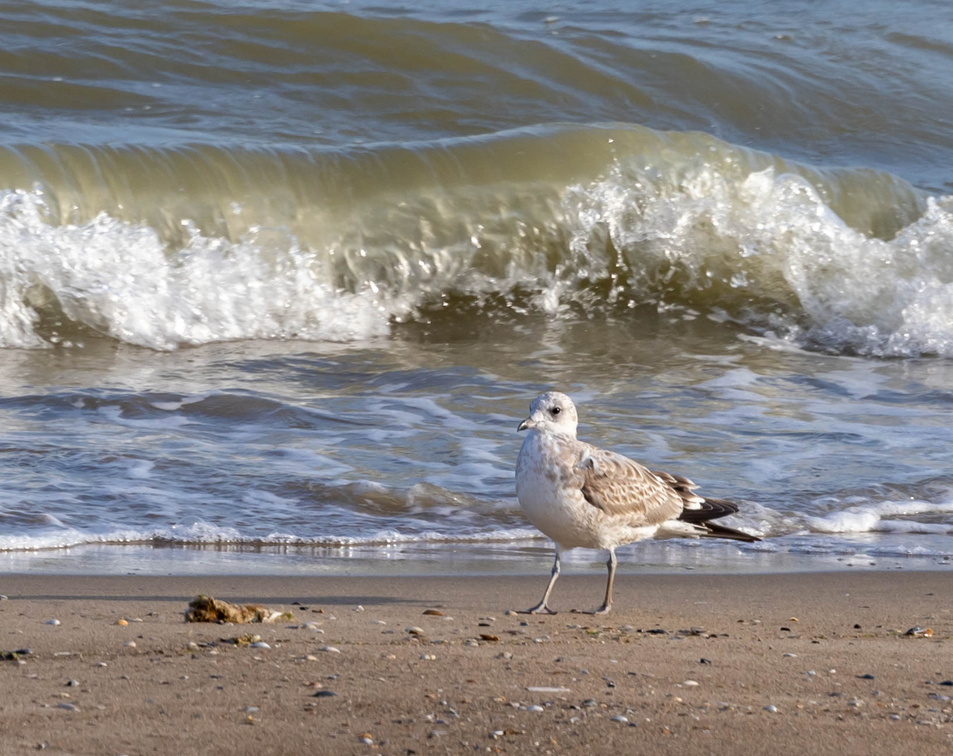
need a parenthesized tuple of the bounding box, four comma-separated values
(515, 391, 759, 614)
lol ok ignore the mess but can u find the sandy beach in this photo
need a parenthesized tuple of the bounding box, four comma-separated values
(1, 571, 951, 755)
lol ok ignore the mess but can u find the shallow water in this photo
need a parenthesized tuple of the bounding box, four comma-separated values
(1, 0, 952, 575)
(4, 321, 953, 575)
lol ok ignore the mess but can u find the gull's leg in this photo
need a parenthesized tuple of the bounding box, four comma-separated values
(518, 548, 561, 614)
(582, 549, 616, 615)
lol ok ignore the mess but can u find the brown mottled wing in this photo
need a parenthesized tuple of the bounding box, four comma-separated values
(576, 445, 684, 526)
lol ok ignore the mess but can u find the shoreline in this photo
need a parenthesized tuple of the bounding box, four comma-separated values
(4, 539, 953, 579)
(2, 572, 952, 754)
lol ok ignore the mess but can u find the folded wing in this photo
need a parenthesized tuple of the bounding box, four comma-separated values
(576, 446, 684, 525)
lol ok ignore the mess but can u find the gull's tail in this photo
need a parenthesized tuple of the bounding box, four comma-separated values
(676, 495, 761, 543)
(651, 469, 761, 542)
(696, 518, 761, 543)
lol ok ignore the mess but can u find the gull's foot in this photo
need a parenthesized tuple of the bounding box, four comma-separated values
(571, 604, 612, 615)
(514, 605, 557, 615)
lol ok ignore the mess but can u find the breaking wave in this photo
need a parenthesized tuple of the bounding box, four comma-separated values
(0, 124, 949, 356)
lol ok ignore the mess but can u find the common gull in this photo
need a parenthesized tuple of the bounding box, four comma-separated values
(515, 391, 759, 614)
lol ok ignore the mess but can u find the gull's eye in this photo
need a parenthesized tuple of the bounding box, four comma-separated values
(551, 406, 561, 416)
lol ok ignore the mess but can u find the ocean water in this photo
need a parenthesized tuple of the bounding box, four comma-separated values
(1, 0, 953, 576)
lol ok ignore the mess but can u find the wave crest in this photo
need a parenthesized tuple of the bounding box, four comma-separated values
(0, 125, 950, 355)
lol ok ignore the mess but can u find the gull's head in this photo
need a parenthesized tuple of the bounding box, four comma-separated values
(517, 391, 578, 437)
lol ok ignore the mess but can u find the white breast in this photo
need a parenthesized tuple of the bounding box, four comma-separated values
(516, 431, 603, 549)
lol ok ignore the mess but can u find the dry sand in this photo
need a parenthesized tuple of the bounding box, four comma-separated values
(1, 571, 952, 755)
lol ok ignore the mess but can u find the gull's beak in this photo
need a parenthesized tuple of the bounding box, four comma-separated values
(517, 418, 535, 432)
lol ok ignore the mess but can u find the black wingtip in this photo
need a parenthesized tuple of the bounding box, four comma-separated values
(677, 496, 740, 524)
(700, 520, 761, 542)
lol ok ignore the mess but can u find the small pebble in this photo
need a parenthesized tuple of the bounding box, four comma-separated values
(320, 645, 341, 654)
(124, 641, 137, 648)
(406, 627, 425, 636)
(44, 619, 61, 626)
(682, 680, 700, 687)
(312, 690, 337, 698)
(422, 609, 445, 616)
(526, 704, 545, 712)
(610, 715, 629, 723)
(420, 653, 437, 661)
(763, 705, 779, 713)
(57, 703, 80, 712)
(250, 642, 270, 650)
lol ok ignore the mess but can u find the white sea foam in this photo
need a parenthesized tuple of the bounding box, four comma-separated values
(804, 498, 953, 534)
(565, 159, 953, 356)
(0, 190, 401, 349)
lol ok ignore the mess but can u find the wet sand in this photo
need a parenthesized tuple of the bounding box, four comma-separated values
(1, 571, 951, 755)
